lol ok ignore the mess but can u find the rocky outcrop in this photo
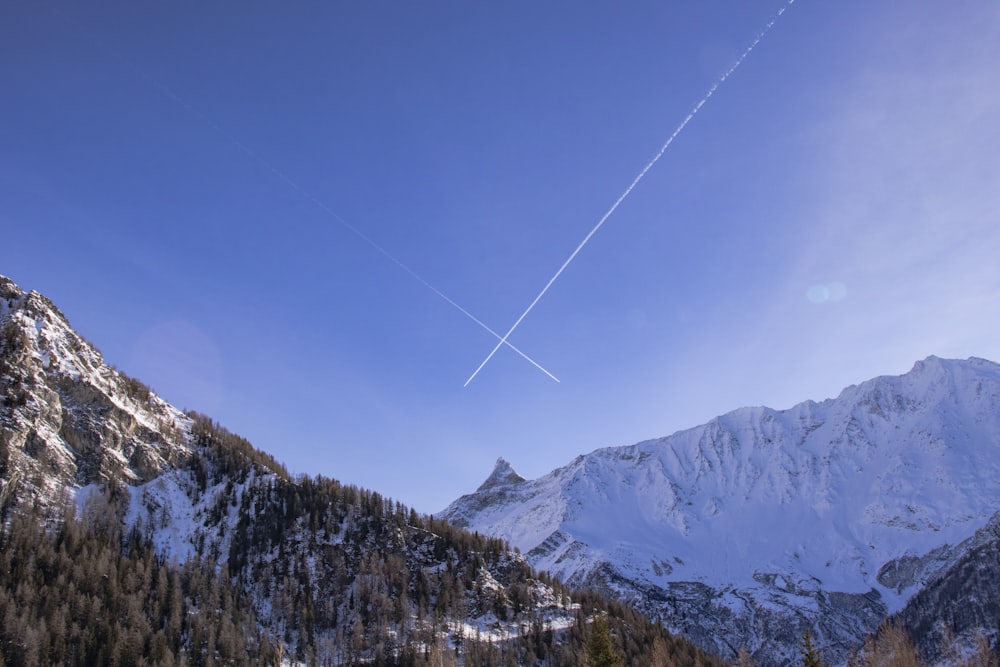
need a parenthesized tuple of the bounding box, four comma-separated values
(0, 276, 191, 507)
(894, 513, 1000, 662)
(478, 457, 527, 491)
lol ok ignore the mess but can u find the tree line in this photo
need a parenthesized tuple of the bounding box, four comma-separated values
(1, 408, 727, 667)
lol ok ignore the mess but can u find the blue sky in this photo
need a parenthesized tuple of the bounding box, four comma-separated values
(3, 1, 999, 513)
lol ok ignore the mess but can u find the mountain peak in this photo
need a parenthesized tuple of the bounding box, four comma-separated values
(476, 457, 526, 491)
(911, 354, 946, 372)
(0, 275, 23, 300)
(1, 274, 193, 503)
(909, 354, 999, 374)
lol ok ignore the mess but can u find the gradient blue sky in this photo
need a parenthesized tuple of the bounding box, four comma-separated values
(3, 1, 998, 513)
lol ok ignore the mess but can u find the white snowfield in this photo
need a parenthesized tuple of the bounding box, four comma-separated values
(441, 356, 1000, 659)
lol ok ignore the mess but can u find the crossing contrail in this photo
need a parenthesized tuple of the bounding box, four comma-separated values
(242, 146, 560, 382)
(45, 4, 559, 383)
(464, 0, 796, 387)
(214, 135, 562, 383)
(139, 72, 562, 383)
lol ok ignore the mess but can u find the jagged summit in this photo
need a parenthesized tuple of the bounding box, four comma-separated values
(0, 275, 22, 299)
(477, 457, 526, 491)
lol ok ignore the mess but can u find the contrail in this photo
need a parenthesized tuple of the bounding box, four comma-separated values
(44, 4, 559, 383)
(464, 0, 796, 387)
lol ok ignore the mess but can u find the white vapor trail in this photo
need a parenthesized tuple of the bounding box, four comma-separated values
(464, 0, 796, 387)
(46, 5, 559, 383)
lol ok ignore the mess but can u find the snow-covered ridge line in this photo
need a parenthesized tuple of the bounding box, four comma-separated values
(441, 355, 1000, 665)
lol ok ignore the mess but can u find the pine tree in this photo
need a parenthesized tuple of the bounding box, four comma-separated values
(584, 616, 624, 667)
(854, 622, 924, 667)
(965, 631, 1000, 667)
(801, 628, 825, 667)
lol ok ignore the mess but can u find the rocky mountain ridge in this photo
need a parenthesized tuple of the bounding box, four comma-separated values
(0, 276, 192, 503)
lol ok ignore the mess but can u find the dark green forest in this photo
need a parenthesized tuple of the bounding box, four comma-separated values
(0, 416, 728, 666)
(0, 499, 276, 666)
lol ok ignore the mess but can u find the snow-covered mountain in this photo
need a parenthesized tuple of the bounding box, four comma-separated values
(441, 356, 1000, 665)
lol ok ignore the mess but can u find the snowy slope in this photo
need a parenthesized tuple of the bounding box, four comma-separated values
(441, 356, 1000, 665)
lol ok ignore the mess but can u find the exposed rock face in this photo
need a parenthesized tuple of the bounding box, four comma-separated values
(478, 457, 528, 491)
(0, 275, 191, 506)
(441, 356, 1000, 665)
(894, 513, 1000, 662)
